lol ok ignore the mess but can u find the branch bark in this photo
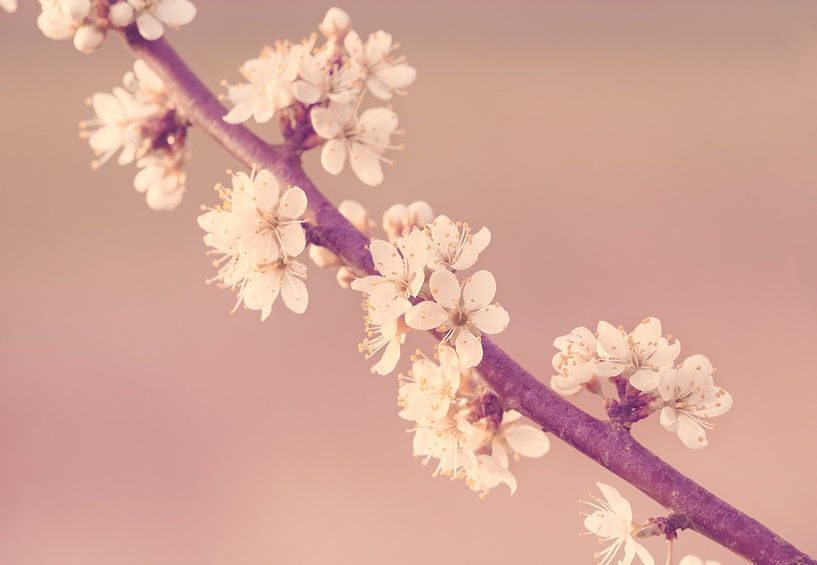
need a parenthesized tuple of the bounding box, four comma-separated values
(121, 29, 814, 565)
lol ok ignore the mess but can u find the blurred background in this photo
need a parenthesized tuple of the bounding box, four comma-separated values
(2, 1, 816, 563)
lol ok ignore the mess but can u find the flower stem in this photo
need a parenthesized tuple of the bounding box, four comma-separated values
(120, 29, 814, 565)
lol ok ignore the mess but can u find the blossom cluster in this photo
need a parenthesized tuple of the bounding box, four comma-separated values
(80, 59, 188, 209)
(36, 0, 196, 53)
(550, 318, 733, 449)
(198, 168, 309, 319)
(222, 7, 416, 186)
(312, 197, 539, 496)
(399, 347, 549, 496)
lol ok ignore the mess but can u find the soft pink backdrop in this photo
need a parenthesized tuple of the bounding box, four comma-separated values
(1, 1, 816, 563)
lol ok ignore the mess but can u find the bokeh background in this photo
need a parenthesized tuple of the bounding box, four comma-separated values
(2, 1, 816, 563)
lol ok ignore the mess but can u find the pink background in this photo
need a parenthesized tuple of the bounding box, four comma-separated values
(1, 1, 816, 563)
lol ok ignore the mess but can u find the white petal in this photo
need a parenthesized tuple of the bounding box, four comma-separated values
(153, 0, 197, 27)
(136, 12, 164, 41)
(462, 270, 496, 309)
(677, 414, 708, 449)
(404, 301, 448, 331)
(252, 169, 280, 211)
(597, 321, 629, 360)
(278, 186, 307, 219)
(472, 304, 509, 335)
(629, 367, 660, 392)
(428, 269, 461, 309)
(371, 339, 401, 376)
(292, 80, 323, 105)
(349, 142, 384, 186)
(320, 139, 347, 175)
(310, 106, 340, 139)
(92, 93, 125, 123)
(504, 424, 550, 458)
(659, 407, 679, 432)
(279, 224, 306, 258)
(596, 482, 632, 524)
(223, 100, 254, 124)
(455, 329, 483, 368)
(631, 317, 662, 347)
(281, 271, 308, 314)
(369, 239, 404, 279)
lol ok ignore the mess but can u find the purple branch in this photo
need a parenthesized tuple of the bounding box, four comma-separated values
(121, 31, 814, 565)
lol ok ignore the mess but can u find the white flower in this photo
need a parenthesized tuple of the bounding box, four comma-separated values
(596, 317, 681, 392)
(123, 59, 167, 104)
(198, 169, 310, 319)
(343, 30, 417, 100)
(350, 228, 429, 324)
(223, 42, 301, 124)
(1, 0, 17, 13)
(466, 454, 517, 497)
(405, 270, 509, 368)
(238, 259, 309, 318)
(382, 201, 434, 243)
(133, 150, 186, 210)
(411, 410, 478, 479)
(359, 318, 407, 375)
(551, 326, 600, 395)
(311, 103, 400, 186)
(425, 214, 491, 271)
(37, 0, 90, 40)
(126, 0, 197, 41)
(318, 6, 350, 39)
(582, 483, 654, 565)
(73, 24, 106, 53)
(657, 354, 733, 449)
(679, 556, 721, 565)
(292, 55, 362, 106)
(80, 88, 154, 168)
(398, 346, 461, 420)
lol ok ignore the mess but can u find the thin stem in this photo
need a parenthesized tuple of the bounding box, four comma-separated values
(121, 30, 814, 565)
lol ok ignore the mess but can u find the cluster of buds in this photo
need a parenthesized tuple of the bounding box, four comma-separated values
(36, 0, 196, 54)
(222, 7, 416, 186)
(80, 59, 189, 209)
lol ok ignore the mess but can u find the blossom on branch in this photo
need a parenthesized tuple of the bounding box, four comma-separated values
(425, 214, 491, 271)
(405, 270, 509, 368)
(382, 201, 434, 243)
(657, 354, 733, 449)
(343, 30, 417, 100)
(198, 168, 310, 319)
(582, 483, 654, 565)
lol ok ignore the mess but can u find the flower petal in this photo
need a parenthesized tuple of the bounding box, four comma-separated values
(404, 301, 448, 331)
(455, 329, 483, 368)
(472, 304, 509, 335)
(428, 269, 461, 309)
(462, 270, 496, 309)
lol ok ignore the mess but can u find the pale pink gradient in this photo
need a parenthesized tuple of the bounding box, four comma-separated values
(1, 2, 816, 564)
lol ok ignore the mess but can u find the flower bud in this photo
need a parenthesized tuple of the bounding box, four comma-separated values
(108, 1, 135, 28)
(309, 244, 342, 269)
(338, 199, 373, 234)
(318, 7, 350, 39)
(73, 24, 106, 54)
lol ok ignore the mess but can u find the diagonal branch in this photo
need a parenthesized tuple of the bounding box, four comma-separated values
(121, 29, 814, 565)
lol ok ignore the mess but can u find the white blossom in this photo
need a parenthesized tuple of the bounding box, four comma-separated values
(411, 409, 479, 480)
(223, 42, 302, 125)
(466, 454, 517, 497)
(198, 168, 310, 319)
(596, 317, 681, 392)
(133, 150, 186, 210)
(311, 103, 400, 186)
(343, 30, 416, 100)
(425, 214, 491, 271)
(318, 6, 350, 39)
(126, 0, 197, 41)
(80, 88, 155, 168)
(657, 354, 733, 449)
(292, 55, 362, 107)
(359, 318, 407, 375)
(679, 556, 721, 565)
(550, 326, 601, 396)
(123, 59, 167, 104)
(398, 346, 461, 420)
(1, 0, 17, 13)
(37, 0, 90, 41)
(382, 201, 434, 243)
(478, 410, 550, 464)
(405, 269, 509, 368)
(350, 228, 429, 324)
(582, 483, 654, 565)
